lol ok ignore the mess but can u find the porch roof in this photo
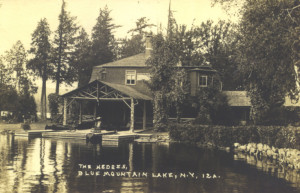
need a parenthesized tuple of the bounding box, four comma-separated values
(61, 80, 152, 101)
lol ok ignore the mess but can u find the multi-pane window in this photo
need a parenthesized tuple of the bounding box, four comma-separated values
(126, 70, 136, 85)
(198, 75, 207, 87)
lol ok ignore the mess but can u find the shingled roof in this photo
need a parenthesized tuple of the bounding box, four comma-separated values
(89, 53, 148, 83)
(102, 81, 152, 100)
(62, 80, 152, 100)
(99, 53, 147, 67)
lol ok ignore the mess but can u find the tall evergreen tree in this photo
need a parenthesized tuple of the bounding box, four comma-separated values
(91, 6, 120, 66)
(28, 18, 52, 120)
(5, 41, 27, 93)
(53, 0, 78, 94)
(71, 28, 92, 87)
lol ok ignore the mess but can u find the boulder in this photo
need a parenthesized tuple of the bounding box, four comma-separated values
(257, 143, 264, 152)
(234, 143, 240, 148)
(278, 148, 286, 159)
(239, 145, 247, 152)
(263, 144, 270, 151)
(266, 149, 274, 158)
(249, 147, 257, 155)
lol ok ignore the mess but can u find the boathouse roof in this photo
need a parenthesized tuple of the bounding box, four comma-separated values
(61, 80, 152, 101)
(98, 53, 147, 68)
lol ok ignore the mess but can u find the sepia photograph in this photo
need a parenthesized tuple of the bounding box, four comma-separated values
(0, 0, 300, 192)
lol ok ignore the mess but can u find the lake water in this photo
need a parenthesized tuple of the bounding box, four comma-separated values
(0, 134, 299, 193)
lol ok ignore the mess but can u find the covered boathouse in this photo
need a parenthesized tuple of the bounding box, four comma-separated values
(61, 79, 152, 132)
(61, 37, 154, 132)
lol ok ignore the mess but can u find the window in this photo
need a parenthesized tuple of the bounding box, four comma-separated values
(125, 70, 136, 85)
(198, 75, 207, 87)
(97, 68, 107, 81)
(100, 69, 107, 80)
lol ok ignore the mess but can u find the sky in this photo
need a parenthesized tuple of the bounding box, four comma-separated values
(0, 0, 232, 54)
(0, 0, 234, 99)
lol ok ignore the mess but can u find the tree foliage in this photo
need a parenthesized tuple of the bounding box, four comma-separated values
(91, 6, 120, 66)
(0, 44, 37, 122)
(48, 93, 61, 119)
(147, 31, 191, 129)
(192, 20, 241, 90)
(236, 0, 300, 124)
(28, 18, 52, 120)
(52, 0, 78, 94)
(146, 34, 177, 130)
(4, 41, 36, 93)
(71, 28, 93, 87)
(117, 17, 155, 59)
(0, 83, 18, 113)
(193, 86, 229, 125)
(0, 56, 13, 86)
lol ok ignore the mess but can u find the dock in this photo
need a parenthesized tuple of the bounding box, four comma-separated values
(42, 130, 88, 139)
(42, 130, 116, 140)
(12, 127, 170, 144)
(15, 130, 54, 137)
(102, 133, 137, 142)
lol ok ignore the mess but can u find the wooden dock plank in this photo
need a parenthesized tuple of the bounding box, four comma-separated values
(102, 133, 137, 142)
(42, 131, 88, 139)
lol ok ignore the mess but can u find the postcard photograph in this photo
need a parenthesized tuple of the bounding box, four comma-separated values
(0, 0, 300, 192)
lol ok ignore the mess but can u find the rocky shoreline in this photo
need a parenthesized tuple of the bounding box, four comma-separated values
(234, 142, 300, 171)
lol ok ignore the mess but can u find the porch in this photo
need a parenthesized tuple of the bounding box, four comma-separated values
(61, 80, 153, 132)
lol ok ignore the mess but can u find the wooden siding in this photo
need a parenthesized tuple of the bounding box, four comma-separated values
(189, 71, 216, 96)
(98, 67, 152, 96)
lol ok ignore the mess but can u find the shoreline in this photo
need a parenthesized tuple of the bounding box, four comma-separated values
(0, 121, 50, 131)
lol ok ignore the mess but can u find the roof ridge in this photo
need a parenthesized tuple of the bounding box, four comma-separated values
(95, 53, 146, 68)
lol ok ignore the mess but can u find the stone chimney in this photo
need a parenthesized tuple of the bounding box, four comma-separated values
(145, 35, 152, 58)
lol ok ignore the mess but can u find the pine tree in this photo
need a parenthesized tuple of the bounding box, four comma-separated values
(71, 28, 92, 87)
(91, 6, 120, 66)
(53, 0, 78, 94)
(28, 18, 52, 120)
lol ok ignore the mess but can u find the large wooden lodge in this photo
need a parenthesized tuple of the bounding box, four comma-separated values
(61, 36, 300, 131)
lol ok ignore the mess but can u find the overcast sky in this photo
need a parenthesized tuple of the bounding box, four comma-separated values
(0, 0, 232, 54)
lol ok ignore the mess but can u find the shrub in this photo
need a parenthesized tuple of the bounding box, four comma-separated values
(169, 124, 300, 149)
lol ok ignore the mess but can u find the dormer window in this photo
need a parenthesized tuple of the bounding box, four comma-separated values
(125, 70, 136, 85)
(101, 69, 107, 81)
(198, 75, 207, 87)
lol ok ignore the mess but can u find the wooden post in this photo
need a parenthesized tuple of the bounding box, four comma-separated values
(129, 143, 133, 171)
(63, 98, 67, 126)
(79, 101, 82, 124)
(143, 101, 147, 130)
(94, 103, 97, 119)
(130, 97, 134, 132)
(123, 103, 126, 124)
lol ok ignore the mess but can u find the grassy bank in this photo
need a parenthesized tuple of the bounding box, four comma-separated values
(169, 124, 300, 149)
(0, 121, 50, 131)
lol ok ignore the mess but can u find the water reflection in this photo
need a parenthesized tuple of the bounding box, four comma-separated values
(0, 134, 299, 193)
(234, 152, 300, 189)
